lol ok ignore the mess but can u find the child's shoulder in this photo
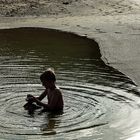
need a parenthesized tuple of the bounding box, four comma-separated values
(54, 86, 62, 94)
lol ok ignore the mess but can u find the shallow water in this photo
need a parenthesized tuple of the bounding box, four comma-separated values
(0, 28, 140, 140)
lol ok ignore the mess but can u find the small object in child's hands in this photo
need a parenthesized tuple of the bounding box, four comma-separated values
(26, 94, 34, 102)
(24, 94, 34, 110)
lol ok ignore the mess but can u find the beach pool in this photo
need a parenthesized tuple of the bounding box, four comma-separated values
(0, 28, 140, 140)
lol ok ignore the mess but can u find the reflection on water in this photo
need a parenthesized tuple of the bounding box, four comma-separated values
(0, 28, 140, 140)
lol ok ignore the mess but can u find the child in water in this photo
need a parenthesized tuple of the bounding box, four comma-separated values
(24, 68, 64, 112)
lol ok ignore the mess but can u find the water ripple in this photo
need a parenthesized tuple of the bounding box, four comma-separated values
(0, 28, 140, 140)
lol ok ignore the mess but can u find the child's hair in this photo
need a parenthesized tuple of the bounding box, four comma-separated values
(40, 68, 56, 82)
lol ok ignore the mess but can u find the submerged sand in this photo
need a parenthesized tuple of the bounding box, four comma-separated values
(0, 0, 140, 86)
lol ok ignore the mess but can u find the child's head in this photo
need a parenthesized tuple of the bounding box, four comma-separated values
(40, 68, 56, 84)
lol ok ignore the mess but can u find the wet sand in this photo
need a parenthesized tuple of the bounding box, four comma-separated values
(0, 0, 140, 86)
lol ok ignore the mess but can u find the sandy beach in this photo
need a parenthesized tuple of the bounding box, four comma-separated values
(0, 0, 140, 86)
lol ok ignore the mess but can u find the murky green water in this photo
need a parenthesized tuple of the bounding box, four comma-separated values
(0, 28, 140, 140)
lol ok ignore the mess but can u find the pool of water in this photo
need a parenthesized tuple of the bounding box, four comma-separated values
(0, 28, 140, 140)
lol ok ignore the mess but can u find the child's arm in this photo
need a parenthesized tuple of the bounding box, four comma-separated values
(33, 98, 49, 108)
(26, 90, 47, 104)
(37, 90, 47, 101)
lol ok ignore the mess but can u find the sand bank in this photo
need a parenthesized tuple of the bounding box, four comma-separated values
(0, 0, 140, 86)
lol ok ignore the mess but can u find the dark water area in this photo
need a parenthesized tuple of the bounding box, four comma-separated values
(0, 28, 140, 140)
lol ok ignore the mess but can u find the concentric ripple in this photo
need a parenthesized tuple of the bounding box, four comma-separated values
(0, 28, 140, 140)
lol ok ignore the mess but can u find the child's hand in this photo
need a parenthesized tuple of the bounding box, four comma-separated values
(26, 94, 36, 102)
(27, 94, 34, 98)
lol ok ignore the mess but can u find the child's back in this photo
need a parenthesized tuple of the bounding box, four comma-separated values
(47, 87, 63, 111)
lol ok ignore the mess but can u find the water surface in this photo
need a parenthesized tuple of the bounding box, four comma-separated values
(0, 28, 140, 140)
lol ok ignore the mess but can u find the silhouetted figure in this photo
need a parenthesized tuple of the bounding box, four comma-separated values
(24, 68, 64, 113)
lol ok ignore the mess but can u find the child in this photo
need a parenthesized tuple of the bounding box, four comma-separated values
(24, 68, 64, 112)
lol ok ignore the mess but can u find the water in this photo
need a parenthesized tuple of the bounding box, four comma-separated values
(0, 28, 140, 140)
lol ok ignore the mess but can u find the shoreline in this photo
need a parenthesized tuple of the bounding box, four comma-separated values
(0, 14, 140, 87)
